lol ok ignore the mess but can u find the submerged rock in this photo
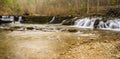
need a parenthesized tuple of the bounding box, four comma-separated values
(67, 29, 78, 32)
(26, 27, 34, 30)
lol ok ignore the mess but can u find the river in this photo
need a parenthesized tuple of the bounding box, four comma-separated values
(0, 24, 120, 59)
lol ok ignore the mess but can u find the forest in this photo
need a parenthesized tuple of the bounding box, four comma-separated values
(0, 0, 120, 16)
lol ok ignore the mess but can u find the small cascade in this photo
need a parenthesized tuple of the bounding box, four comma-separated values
(0, 16, 14, 22)
(0, 16, 23, 24)
(61, 20, 66, 24)
(0, 16, 23, 27)
(49, 16, 56, 23)
(75, 17, 120, 31)
(98, 19, 120, 30)
(10, 16, 23, 27)
(14, 16, 23, 24)
(75, 18, 100, 28)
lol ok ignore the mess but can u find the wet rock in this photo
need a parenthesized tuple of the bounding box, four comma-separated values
(16, 27, 26, 31)
(12, 26, 21, 30)
(94, 19, 100, 28)
(60, 29, 67, 32)
(89, 39, 94, 40)
(23, 12, 30, 16)
(49, 16, 74, 24)
(67, 29, 78, 32)
(36, 28, 42, 30)
(26, 27, 34, 30)
(23, 16, 52, 24)
(62, 17, 78, 25)
(56, 28, 61, 30)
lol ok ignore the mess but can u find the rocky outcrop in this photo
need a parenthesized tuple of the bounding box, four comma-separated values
(49, 16, 74, 24)
(62, 17, 79, 25)
(94, 19, 100, 28)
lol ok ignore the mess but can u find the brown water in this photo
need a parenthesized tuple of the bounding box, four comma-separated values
(0, 24, 120, 59)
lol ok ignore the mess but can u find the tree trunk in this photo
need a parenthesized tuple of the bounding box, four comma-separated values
(87, 0, 89, 14)
(97, 0, 100, 14)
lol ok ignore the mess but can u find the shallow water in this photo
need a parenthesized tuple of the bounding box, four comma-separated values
(0, 24, 120, 59)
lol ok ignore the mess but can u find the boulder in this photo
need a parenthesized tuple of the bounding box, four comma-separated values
(94, 19, 100, 28)
(26, 27, 34, 30)
(67, 29, 78, 32)
(62, 17, 78, 25)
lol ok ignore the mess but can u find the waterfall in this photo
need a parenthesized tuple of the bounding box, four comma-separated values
(75, 18, 100, 28)
(10, 16, 23, 27)
(74, 17, 120, 31)
(15, 16, 22, 24)
(1, 16, 14, 22)
(98, 19, 120, 31)
(0, 16, 22, 24)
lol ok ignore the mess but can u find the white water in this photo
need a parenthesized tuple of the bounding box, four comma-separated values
(49, 16, 55, 23)
(1, 16, 22, 24)
(10, 16, 23, 27)
(75, 17, 120, 31)
(15, 16, 23, 24)
(1, 16, 14, 21)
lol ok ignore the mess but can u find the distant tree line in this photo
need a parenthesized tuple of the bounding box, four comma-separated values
(0, 0, 120, 16)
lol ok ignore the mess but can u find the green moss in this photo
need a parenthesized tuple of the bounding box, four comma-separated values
(4, 0, 14, 5)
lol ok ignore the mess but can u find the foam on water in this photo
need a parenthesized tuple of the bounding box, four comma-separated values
(75, 17, 120, 31)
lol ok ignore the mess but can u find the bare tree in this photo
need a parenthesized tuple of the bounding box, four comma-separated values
(97, 0, 100, 14)
(87, 0, 89, 14)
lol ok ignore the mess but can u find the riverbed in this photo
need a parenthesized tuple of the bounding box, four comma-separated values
(0, 24, 120, 59)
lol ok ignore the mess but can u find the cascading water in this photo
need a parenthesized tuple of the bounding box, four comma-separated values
(11, 16, 24, 27)
(0, 16, 22, 24)
(14, 16, 22, 24)
(1, 16, 14, 22)
(49, 16, 56, 23)
(98, 19, 120, 31)
(75, 18, 101, 28)
(75, 17, 120, 31)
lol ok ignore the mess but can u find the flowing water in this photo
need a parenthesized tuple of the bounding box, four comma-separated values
(0, 16, 120, 59)
(49, 16, 56, 24)
(0, 24, 120, 59)
(75, 17, 120, 31)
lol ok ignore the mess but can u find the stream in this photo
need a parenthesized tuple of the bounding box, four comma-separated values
(0, 24, 120, 59)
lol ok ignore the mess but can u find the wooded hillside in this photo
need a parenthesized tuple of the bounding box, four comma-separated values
(0, 0, 120, 16)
